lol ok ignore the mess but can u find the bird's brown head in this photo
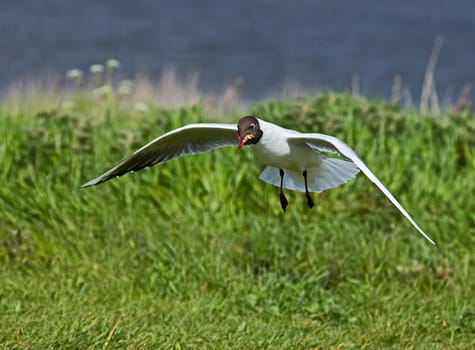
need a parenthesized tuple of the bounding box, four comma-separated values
(237, 116, 263, 149)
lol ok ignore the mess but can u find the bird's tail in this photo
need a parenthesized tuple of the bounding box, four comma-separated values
(259, 156, 360, 193)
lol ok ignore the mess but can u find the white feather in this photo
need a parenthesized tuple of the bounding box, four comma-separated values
(286, 133, 436, 245)
(259, 156, 359, 192)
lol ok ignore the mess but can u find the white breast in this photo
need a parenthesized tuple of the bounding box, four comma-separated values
(251, 120, 322, 171)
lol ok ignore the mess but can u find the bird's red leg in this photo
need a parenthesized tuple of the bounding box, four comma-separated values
(303, 170, 314, 209)
(279, 169, 288, 212)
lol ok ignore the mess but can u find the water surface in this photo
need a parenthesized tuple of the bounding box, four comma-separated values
(1, 0, 474, 102)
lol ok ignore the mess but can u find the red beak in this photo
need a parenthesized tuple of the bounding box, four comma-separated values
(238, 133, 254, 150)
(238, 135, 246, 150)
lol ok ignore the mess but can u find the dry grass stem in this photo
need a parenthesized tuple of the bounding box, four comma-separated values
(420, 36, 443, 113)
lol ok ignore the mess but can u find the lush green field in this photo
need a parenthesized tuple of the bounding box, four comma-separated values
(1, 93, 474, 349)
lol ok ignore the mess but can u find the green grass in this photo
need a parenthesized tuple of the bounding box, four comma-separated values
(1, 92, 474, 349)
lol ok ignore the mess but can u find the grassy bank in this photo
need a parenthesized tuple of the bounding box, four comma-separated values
(1, 92, 474, 348)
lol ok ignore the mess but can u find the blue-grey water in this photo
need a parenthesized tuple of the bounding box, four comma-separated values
(1, 0, 474, 102)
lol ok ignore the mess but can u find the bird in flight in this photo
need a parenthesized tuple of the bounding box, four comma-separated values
(82, 116, 436, 245)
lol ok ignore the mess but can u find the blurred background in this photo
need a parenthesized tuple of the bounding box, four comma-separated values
(1, 0, 474, 104)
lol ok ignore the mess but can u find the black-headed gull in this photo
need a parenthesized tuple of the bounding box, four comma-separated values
(82, 116, 436, 245)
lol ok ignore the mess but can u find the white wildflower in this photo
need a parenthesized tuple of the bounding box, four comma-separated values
(92, 85, 112, 98)
(90, 64, 104, 74)
(118, 80, 134, 96)
(66, 68, 83, 80)
(90, 64, 105, 86)
(66, 68, 84, 86)
(106, 58, 120, 71)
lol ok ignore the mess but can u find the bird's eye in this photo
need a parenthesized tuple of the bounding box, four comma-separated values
(250, 123, 256, 129)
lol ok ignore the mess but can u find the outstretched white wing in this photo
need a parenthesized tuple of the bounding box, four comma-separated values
(288, 133, 436, 245)
(82, 123, 237, 187)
